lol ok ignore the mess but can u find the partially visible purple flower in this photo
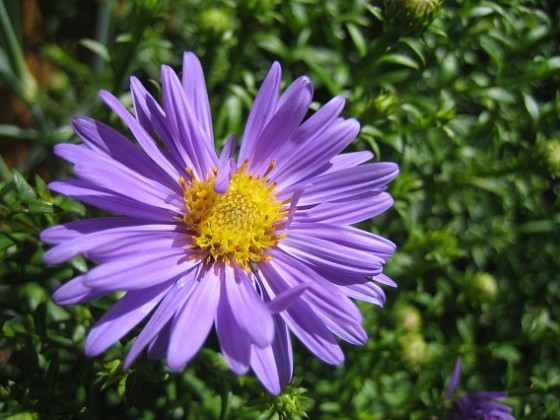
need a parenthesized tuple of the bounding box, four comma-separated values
(41, 52, 398, 394)
(445, 357, 514, 420)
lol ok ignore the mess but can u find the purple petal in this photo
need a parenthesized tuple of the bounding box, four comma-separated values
(273, 118, 360, 190)
(55, 144, 183, 211)
(41, 217, 144, 244)
(280, 235, 383, 277)
(147, 321, 172, 360)
(161, 65, 218, 179)
(289, 223, 396, 260)
(182, 52, 213, 143)
(267, 283, 310, 313)
(49, 179, 176, 222)
(247, 77, 314, 175)
(288, 162, 399, 205)
(323, 151, 374, 173)
(446, 357, 463, 398)
(239, 62, 282, 162)
(219, 134, 236, 163)
(72, 116, 181, 189)
(82, 249, 191, 291)
(167, 267, 221, 370)
(373, 273, 397, 287)
(52, 275, 109, 305)
(250, 315, 293, 395)
(265, 248, 363, 324)
(43, 223, 181, 264)
(293, 192, 394, 225)
(216, 278, 251, 374)
(259, 257, 346, 365)
(225, 267, 274, 347)
(129, 76, 187, 169)
(85, 281, 172, 356)
(123, 267, 200, 369)
(98, 90, 184, 183)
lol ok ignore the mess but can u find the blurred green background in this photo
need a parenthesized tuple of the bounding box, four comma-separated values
(1, 0, 559, 418)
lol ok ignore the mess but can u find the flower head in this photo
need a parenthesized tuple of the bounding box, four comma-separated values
(445, 357, 514, 420)
(41, 52, 398, 394)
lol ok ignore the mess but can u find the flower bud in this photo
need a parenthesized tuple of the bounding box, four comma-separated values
(538, 139, 560, 179)
(383, 0, 442, 37)
(471, 272, 498, 302)
(399, 332, 428, 368)
(394, 305, 422, 332)
(199, 8, 233, 36)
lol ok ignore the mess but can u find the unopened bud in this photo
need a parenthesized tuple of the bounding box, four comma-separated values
(384, 0, 443, 37)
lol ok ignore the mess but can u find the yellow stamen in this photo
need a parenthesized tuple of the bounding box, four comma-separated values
(181, 162, 287, 271)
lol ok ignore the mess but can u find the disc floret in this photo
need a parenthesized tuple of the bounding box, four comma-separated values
(180, 161, 286, 270)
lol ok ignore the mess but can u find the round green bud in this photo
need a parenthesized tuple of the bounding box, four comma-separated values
(383, 0, 443, 37)
(199, 8, 233, 36)
(399, 332, 428, 368)
(394, 305, 422, 332)
(471, 272, 498, 302)
(539, 139, 560, 179)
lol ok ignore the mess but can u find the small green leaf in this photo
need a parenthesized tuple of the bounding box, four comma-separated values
(79, 38, 111, 63)
(13, 171, 37, 201)
(346, 23, 367, 58)
(376, 54, 419, 70)
(522, 92, 540, 123)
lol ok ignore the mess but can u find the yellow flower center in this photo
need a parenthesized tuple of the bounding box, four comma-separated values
(180, 161, 287, 270)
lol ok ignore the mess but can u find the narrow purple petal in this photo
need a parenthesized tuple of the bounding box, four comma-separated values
(273, 118, 360, 190)
(123, 267, 200, 369)
(293, 192, 394, 225)
(267, 283, 310, 313)
(219, 134, 236, 163)
(43, 223, 181, 264)
(288, 162, 399, 205)
(58, 144, 183, 211)
(84, 282, 172, 356)
(49, 179, 175, 222)
(280, 236, 384, 277)
(82, 249, 192, 291)
(161, 65, 218, 179)
(98, 90, 184, 183)
(147, 322, 172, 360)
(239, 62, 282, 162)
(225, 267, 274, 347)
(129, 76, 187, 169)
(41, 217, 144, 244)
(167, 267, 221, 370)
(182, 51, 213, 143)
(214, 157, 234, 194)
(323, 151, 374, 173)
(72, 116, 181, 189)
(247, 77, 314, 175)
(289, 223, 396, 259)
(265, 249, 363, 324)
(52, 276, 109, 305)
(250, 314, 293, 395)
(446, 357, 463, 398)
(216, 278, 251, 374)
(373, 273, 397, 287)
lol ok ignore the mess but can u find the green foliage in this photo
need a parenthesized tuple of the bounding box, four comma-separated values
(2, 0, 560, 417)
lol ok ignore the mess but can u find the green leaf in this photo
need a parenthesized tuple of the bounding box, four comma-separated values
(376, 54, 419, 70)
(13, 171, 36, 201)
(79, 38, 111, 63)
(522, 92, 540, 123)
(346, 23, 367, 58)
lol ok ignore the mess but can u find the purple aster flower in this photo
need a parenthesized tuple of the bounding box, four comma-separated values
(41, 52, 398, 394)
(445, 357, 515, 420)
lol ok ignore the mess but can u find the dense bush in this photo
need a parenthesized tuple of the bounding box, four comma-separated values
(1, 0, 559, 418)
